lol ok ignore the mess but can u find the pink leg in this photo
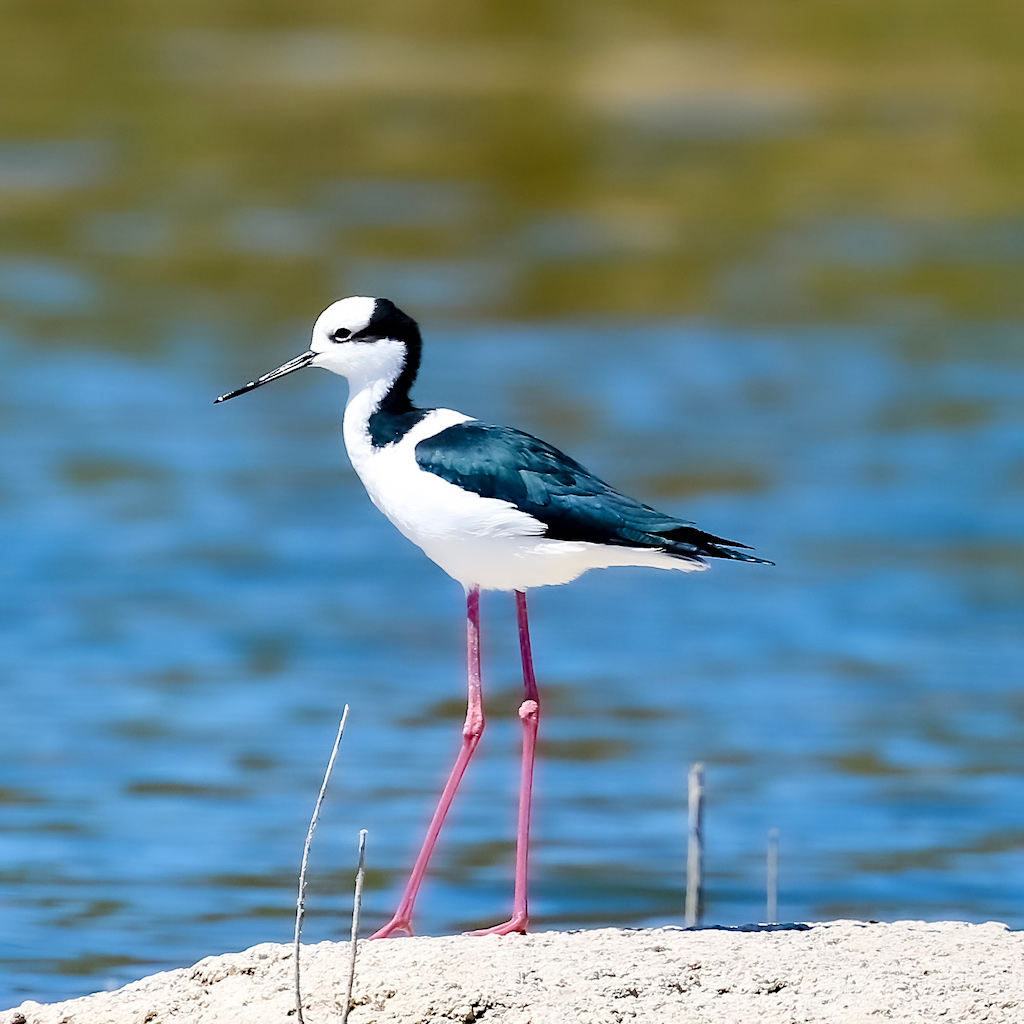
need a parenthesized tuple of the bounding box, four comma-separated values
(469, 588, 540, 936)
(370, 585, 485, 939)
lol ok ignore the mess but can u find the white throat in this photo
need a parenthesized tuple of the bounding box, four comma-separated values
(343, 375, 391, 441)
(331, 342, 406, 470)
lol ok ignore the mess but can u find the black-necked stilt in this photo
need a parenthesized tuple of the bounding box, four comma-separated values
(216, 296, 770, 939)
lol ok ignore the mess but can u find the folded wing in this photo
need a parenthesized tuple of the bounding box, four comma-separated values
(415, 422, 770, 565)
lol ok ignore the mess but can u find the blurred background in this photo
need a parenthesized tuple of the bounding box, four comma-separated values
(1, 0, 1022, 1006)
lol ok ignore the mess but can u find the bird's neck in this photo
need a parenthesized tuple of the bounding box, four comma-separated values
(343, 365, 429, 456)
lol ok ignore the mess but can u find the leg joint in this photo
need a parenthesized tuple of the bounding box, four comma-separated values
(463, 709, 485, 741)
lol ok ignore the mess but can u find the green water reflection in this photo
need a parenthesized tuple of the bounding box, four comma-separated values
(2, 1, 1022, 349)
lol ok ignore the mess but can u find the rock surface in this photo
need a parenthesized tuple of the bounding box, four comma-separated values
(6, 921, 1023, 1024)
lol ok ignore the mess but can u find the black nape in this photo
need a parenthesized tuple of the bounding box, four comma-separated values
(362, 300, 431, 447)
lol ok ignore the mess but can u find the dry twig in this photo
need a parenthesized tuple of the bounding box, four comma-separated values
(685, 762, 704, 927)
(766, 827, 779, 924)
(294, 705, 350, 1024)
(341, 829, 368, 1024)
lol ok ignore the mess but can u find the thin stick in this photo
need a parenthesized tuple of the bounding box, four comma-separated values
(341, 829, 368, 1024)
(294, 705, 350, 1024)
(685, 762, 704, 927)
(766, 827, 779, 924)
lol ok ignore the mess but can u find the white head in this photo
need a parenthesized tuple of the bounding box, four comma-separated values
(215, 296, 422, 404)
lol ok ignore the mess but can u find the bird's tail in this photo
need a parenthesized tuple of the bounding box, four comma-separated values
(659, 525, 774, 565)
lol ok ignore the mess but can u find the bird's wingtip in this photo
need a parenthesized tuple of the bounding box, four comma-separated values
(726, 549, 774, 566)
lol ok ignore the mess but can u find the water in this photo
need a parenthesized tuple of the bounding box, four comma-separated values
(1, 314, 1021, 1004)
(1, 0, 1023, 1006)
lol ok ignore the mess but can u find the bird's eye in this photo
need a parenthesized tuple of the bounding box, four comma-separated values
(331, 327, 351, 342)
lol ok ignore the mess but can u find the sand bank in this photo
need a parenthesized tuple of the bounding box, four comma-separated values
(6, 920, 1022, 1024)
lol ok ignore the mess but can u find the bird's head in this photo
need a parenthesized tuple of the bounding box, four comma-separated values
(215, 296, 422, 403)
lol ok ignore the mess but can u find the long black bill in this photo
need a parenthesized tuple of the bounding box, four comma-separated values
(215, 350, 316, 403)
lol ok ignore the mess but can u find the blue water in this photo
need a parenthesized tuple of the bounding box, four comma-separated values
(1, 316, 1022, 1005)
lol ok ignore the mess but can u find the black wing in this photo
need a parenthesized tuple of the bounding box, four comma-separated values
(414, 422, 770, 564)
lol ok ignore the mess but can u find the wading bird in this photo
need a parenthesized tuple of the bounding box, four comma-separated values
(216, 296, 769, 938)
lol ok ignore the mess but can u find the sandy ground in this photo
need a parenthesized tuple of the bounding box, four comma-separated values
(6, 921, 1023, 1024)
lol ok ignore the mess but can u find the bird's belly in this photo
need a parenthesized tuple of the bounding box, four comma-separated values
(414, 530, 701, 591)
(419, 534, 600, 590)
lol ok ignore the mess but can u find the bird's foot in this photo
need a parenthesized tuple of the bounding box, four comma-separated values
(466, 915, 528, 937)
(369, 916, 415, 939)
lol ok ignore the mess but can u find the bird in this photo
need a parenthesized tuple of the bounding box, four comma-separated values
(216, 295, 770, 939)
